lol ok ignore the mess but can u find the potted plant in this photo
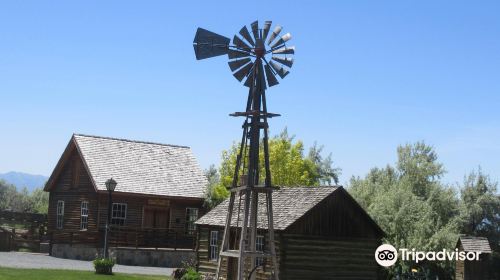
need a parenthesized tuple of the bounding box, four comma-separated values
(93, 258, 115, 275)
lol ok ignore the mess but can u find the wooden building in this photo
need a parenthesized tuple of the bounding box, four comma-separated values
(455, 236, 492, 280)
(44, 134, 207, 262)
(195, 186, 384, 280)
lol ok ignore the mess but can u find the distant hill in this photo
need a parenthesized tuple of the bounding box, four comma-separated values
(0, 171, 48, 192)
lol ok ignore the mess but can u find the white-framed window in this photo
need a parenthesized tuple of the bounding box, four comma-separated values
(256, 235, 265, 267)
(185, 208, 198, 234)
(111, 203, 127, 226)
(210, 230, 219, 261)
(80, 201, 89, 230)
(56, 200, 64, 229)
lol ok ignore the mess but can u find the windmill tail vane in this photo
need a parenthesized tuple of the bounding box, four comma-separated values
(193, 20, 295, 280)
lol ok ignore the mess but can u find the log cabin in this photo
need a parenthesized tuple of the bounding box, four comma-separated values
(455, 236, 492, 280)
(44, 134, 208, 265)
(195, 186, 385, 280)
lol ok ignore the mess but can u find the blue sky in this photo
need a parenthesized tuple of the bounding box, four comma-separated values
(0, 1, 499, 187)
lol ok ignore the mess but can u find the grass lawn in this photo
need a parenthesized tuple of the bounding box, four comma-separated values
(0, 267, 171, 280)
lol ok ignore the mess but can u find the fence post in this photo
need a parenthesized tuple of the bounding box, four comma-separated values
(11, 228, 16, 251)
(155, 230, 158, 250)
(174, 231, 177, 251)
(135, 228, 138, 249)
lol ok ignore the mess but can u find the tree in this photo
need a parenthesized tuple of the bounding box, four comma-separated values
(203, 164, 227, 209)
(458, 168, 500, 245)
(30, 188, 49, 214)
(349, 142, 459, 279)
(204, 128, 340, 208)
(0, 180, 49, 213)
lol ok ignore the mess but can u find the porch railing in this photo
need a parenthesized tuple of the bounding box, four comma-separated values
(50, 226, 196, 250)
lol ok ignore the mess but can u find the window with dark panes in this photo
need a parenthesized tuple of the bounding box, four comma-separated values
(185, 208, 198, 234)
(80, 201, 89, 230)
(56, 200, 64, 229)
(210, 230, 219, 261)
(111, 203, 127, 226)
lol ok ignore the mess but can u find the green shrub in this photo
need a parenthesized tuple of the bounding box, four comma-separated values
(180, 267, 201, 280)
(93, 258, 115, 275)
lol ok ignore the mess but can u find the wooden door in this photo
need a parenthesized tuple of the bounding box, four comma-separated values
(143, 206, 169, 228)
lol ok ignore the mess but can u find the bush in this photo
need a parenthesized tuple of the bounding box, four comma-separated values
(181, 267, 201, 280)
(172, 268, 187, 279)
(93, 258, 115, 275)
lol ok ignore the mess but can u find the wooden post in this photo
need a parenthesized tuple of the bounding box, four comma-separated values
(174, 231, 178, 251)
(12, 228, 16, 251)
(135, 228, 138, 249)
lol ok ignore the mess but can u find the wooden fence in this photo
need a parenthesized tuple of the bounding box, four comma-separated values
(0, 210, 48, 252)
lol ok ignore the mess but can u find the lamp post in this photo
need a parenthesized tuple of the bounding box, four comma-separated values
(103, 178, 117, 259)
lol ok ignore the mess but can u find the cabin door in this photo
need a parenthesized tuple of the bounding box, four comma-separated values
(143, 206, 169, 228)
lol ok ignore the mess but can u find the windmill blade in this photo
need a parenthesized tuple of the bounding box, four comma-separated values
(239, 25, 255, 46)
(272, 46, 295, 55)
(233, 61, 254, 81)
(251, 21, 259, 41)
(269, 60, 289, 78)
(233, 35, 252, 51)
(228, 58, 251, 72)
(267, 25, 282, 46)
(264, 64, 279, 87)
(193, 28, 230, 60)
(228, 49, 251, 59)
(272, 56, 294, 68)
(269, 33, 292, 49)
(262, 21, 272, 41)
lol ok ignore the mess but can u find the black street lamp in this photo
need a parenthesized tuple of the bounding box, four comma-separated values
(103, 178, 117, 258)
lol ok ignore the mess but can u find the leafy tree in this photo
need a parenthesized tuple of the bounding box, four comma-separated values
(204, 128, 340, 208)
(0, 180, 48, 213)
(457, 168, 500, 279)
(458, 168, 500, 246)
(203, 164, 227, 209)
(30, 188, 49, 214)
(349, 142, 459, 279)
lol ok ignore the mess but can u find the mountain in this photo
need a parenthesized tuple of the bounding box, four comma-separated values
(0, 171, 48, 192)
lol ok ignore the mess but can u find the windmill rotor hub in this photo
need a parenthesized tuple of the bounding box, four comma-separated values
(254, 39, 265, 58)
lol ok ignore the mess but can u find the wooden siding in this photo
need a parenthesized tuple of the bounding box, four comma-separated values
(280, 234, 379, 280)
(197, 226, 281, 280)
(286, 189, 381, 238)
(47, 148, 204, 248)
(455, 243, 492, 280)
(48, 149, 98, 242)
(196, 189, 383, 279)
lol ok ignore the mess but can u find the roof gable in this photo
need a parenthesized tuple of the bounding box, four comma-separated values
(45, 134, 207, 199)
(196, 186, 339, 230)
(458, 236, 492, 253)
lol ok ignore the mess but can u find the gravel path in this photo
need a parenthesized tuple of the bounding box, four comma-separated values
(0, 252, 174, 276)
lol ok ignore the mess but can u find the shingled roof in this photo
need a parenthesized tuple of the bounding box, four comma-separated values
(196, 186, 339, 230)
(458, 236, 492, 253)
(45, 134, 207, 199)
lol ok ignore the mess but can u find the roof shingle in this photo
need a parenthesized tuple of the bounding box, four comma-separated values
(196, 186, 339, 230)
(458, 236, 492, 253)
(73, 134, 207, 198)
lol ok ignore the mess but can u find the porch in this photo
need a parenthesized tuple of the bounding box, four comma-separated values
(50, 226, 196, 250)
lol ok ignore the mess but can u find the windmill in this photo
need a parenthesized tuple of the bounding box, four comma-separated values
(193, 20, 294, 280)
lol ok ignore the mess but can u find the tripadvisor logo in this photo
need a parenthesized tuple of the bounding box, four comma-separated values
(375, 244, 483, 267)
(375, 244, 398, 267)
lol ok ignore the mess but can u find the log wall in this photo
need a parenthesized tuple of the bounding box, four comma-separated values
(280, 234, 379, 280)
